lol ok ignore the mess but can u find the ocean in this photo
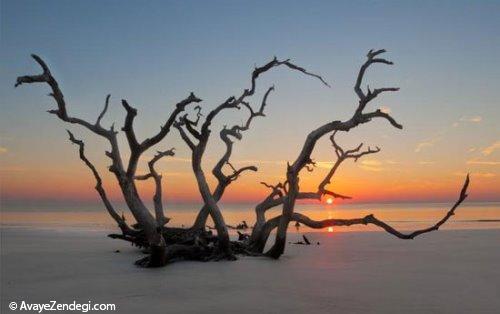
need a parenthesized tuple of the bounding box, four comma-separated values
(1, 201, 499, 234)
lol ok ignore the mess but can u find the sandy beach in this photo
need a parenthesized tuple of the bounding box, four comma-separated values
(1, 227, 498, 313)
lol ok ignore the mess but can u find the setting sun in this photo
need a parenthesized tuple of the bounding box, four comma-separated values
(326, 198, 333, 205)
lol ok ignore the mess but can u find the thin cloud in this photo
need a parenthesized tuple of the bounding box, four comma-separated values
(359, 159, 384, 172)
(467, 160, 500, 166)
(415, 137, 441, 153)
(482, 141, 500, 156)
(360, 159, 382, 166)
(0, 166, 26, 172)
(316, 161, 335, 169)
(454, 171, 495, 178)
(359, 165, 383, 172)
(453, 116, 482, 127)
(459, 116, 482, 123)
(0, 146, 7, 154)
(418, 161, 435, 165)
(385, 160, 401, 165)
(232, 159, 287, 166)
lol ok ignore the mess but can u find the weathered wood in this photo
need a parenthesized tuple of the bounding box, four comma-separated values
(17, 50, 469, 267)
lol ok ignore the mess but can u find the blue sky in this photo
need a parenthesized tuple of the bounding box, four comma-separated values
(1, 0, 499, 204)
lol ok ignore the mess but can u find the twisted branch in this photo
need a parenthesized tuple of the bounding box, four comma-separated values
(267, 175, 469, 239)
(265, 49, 403, 258)
(135, 149, 176, 226)
(15, 55, 127, 180)
(67, 130, 132, 233)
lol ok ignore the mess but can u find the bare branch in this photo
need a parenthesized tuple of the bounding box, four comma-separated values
(96, 94, 111, 127)
(294, 175, 469, 238)
(124, 93, 202, 178)
(226, 163, 258, 182)
(135, 149, 175, 226)
(260, 181, 284, 191)
(281, 60, 330, 87)
(66, 130, 132, 233)
(360, 109, 403, 129)
(16, 55, 116, 138)
(174, 121, 196, 151)
(354, 49, 399, 114)
(265, 50, 403, 257)
(180, 114, 202, 140)
(189, 87, 274, 230)
(247, 57, 330, 96)
(256, 175, 469, 254)
(200, 57, 328, 138)
(16, 55, 125, 177)
(121, 99, 140, 150)
(140, 93, 202, 151)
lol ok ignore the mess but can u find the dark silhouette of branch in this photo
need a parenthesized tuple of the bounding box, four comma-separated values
(17, 54, 182, 266)
(66, 130, 132, 234)
(317, 131, 380, 198)
(265, 50, 403, 258)
(135, 149, 176, 226)
(262, 175, 469, 241)
(183, 57, 328, 237)
(249, 131, 379, 244)
(18, 50, 469, 268)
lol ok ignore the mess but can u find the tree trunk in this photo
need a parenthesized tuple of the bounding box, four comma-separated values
(265, 166, 299, 258)
(192, 149, 232, 256)
(118, 178, 167, 266)
(190, 183, 226, 230)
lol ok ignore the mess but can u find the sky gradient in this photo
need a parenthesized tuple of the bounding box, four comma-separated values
(1, 0, 499, 208)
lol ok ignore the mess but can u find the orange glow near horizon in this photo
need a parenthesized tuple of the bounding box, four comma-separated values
(1, 168, 499, 205)
(1, 149, 499, 205)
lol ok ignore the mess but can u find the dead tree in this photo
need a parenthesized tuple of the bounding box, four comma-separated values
(16, 54, 327, 265)
(247, 50, 469, 258)
(16, 55, 204, 266)
(249, 131, 381, 251)
(16, 49, 469, 267)
(173, 58, 329, 258)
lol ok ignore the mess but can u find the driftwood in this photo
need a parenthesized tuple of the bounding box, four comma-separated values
(16, 49, 469, 267)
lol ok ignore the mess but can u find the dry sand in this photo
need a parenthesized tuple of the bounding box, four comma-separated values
(1, 227, 499, 313)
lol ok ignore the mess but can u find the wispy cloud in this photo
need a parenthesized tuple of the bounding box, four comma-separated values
(467, 160, 500, 166)
(359, 165, 383, 172)
(0, 146, 7, 154)
(415, 137, 441, 153)
(418, 161, 435, 165)
(360, 159, 382, 166)
(460, 116, 482, 123)
(467, 147, 476, 153)
(454, 171, 496, 178)
(0, 166, 26, 172)
(385, 160, 401, 165)
(452, 116, 482, 127)
(482, 141, 500, 156)
(232, 159, 287, 166)
(359, 159, 384, 172)
(316, 161, 335, 169)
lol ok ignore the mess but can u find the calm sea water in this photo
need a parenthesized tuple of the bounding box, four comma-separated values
(1, 202, 499, 234)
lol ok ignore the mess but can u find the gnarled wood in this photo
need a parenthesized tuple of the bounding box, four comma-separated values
(175, 57, 327, 257)
(17, 50, 469, 267)
(254, 175, 469, 250)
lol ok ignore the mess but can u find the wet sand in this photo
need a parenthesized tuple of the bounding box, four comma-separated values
(1, 227, 499, 313)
